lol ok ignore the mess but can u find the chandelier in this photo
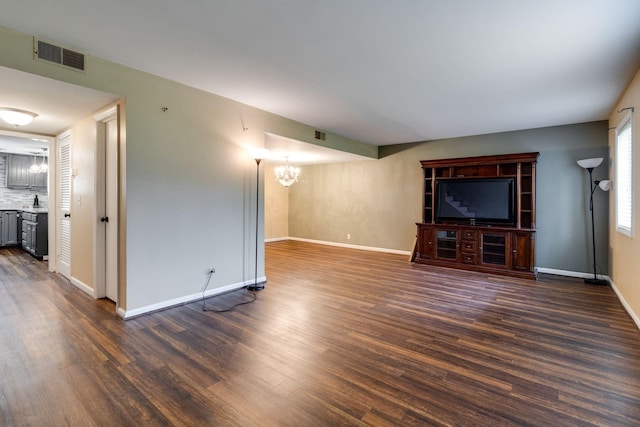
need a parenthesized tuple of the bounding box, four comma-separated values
(274, 158, 300, 187)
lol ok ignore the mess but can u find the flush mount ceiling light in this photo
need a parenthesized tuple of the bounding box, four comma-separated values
(0, 107, 38, 126)
(275, 157, 300, 187)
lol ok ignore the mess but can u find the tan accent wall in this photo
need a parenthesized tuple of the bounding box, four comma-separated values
(264, 163, 289, 240)
(289, 158, 416, 250)
(608, 66, 640, 323)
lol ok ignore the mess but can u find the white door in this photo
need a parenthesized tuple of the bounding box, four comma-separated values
(104, 117, 118, 301)
(57, 133, 71, 279)
(95, 108, 118, 302)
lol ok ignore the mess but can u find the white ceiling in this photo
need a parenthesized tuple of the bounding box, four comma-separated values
(265, 133, 370, 164)
(0, 134, 49, 156)
(0, 66, 120, 155)
(0, 1, 639, 150)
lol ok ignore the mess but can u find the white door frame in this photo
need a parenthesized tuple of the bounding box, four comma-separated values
(93, 106, 119, 303)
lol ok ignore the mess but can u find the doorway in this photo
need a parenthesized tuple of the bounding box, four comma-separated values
(95, 106, 119, 303)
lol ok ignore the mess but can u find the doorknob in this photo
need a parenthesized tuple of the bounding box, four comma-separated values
(100, 217, 109, 223)
(64, 213, 71, 218)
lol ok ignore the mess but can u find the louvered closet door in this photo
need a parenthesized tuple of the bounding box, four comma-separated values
(57, 134, 71, 279)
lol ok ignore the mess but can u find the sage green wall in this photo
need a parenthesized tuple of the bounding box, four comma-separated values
(0, 25, 376, 314)
(289, 121, 609, 274)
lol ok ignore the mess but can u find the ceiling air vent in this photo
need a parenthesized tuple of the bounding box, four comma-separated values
(34, 39, 86, 72)
(315, 130, 326, 141)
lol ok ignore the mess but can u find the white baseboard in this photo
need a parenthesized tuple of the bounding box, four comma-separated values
(265, 237, 289, 243)
(608, 278, 640, 330)
(537, 268, 639, 330)
(285, 236, 412, 256)
(119, 276, 266, 319)
(70, 276, 94, 297)
(114, 249, 639, 331)
(536, 267, 608, 281)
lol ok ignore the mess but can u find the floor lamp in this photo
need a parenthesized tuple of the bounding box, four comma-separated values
(247, 148, 268, 291)
(577, 157, 611, 285)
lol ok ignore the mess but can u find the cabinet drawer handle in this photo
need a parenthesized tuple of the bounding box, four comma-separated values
(64, 213, 71, 218)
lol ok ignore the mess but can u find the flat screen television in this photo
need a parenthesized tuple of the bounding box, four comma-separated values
(435, 177, 515, 225)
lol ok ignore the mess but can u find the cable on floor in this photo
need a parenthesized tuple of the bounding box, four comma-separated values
(201, 270, 257, 313)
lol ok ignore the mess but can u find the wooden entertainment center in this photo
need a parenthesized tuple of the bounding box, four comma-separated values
(414, 152, 539, 279)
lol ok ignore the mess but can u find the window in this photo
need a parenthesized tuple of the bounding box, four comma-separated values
(615, 111, 633, 236)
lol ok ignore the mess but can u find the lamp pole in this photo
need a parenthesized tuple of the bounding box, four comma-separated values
(584, 167, 608, 286)
(248, 151, 266, 291)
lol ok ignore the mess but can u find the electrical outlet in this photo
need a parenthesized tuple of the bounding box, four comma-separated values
(205, 267, 215, 275)
(347, 234, 351, 240)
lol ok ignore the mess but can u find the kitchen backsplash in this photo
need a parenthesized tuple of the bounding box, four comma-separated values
(0, 154, 49, 209)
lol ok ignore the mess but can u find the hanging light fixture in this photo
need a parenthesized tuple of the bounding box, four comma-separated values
(29, 152, 41, 173)
(39, 149, 48, 173)
(0, 108, 38, 126)
(274, 157, 300, 187)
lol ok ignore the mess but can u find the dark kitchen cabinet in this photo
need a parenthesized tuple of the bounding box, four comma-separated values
(6, 154, 31, 188)
(0, 211, 19, 246)
(22, 212, 48, 258)
(6, 154, 48, 190)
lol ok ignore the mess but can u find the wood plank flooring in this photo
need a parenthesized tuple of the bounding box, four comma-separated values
(1, 241, 640, 426)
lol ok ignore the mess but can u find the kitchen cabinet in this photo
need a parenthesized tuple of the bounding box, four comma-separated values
(21, 212, 48, 258)
(0, 211, 19, 246)
(6, 154, 31, 188)
(6, 154, 48, 190)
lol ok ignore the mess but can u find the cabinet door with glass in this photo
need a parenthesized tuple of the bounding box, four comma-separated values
(435, 229, 459, 262)
(480, 232, 510, 269)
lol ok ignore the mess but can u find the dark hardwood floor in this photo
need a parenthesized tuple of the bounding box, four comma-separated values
(1, 241, 639, 426)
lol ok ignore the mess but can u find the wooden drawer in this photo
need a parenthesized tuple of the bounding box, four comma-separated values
(461, 253, 477, 264)
(461, 241, 477, 252)
(462, 230, 476, 240)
